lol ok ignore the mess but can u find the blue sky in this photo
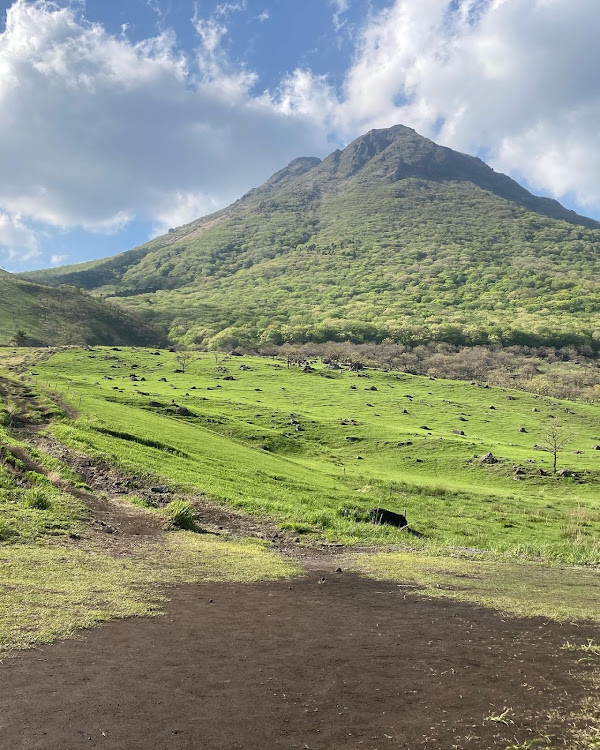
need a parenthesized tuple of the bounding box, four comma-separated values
(1, 0, 599, 271)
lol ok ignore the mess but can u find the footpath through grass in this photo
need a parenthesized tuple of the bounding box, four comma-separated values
(0, 370, 299, 653)
(35, 347, 600, 563)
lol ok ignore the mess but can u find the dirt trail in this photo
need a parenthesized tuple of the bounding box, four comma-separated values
(1, 573, 599, 750)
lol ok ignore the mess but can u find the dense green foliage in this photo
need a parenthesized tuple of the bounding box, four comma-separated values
(25, 126, 600, 351)
(36, 347, 600, 563)
(0, 270, 161, 347)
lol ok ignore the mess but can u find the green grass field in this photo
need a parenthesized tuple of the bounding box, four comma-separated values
(34, 347, 600, 563)
(0, 392, 298, 652)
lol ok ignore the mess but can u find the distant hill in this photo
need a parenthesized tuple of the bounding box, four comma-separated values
(24, 125, 600, 351)
(0, 270, 162, 347)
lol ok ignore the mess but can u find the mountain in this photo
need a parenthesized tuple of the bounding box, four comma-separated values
(24, 125, 600, 351)
(0, 269, 162, 347)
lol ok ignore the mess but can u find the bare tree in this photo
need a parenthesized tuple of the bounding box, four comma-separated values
(540, 421, 571, 474)
(175, 350, 193, 373)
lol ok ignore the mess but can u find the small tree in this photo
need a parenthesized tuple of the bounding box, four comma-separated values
(175, 350, 193, 373)
(13, 329, 28, 347)
(540, 421, 571, 474)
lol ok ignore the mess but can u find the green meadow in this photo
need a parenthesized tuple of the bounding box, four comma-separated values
(35, 347, 600, 563)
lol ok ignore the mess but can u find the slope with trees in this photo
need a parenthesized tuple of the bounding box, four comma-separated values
(24, 125, 600, 351)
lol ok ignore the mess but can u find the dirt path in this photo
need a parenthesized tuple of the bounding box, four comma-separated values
(1, 572, 598, 750)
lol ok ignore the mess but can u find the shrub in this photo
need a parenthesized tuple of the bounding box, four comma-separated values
(162, 500, 196, 530)
(22, 489, 51, 510)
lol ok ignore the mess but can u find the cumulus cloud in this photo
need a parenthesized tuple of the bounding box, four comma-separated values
(0, 0, 326, 265)
(0, 212, 39, 264)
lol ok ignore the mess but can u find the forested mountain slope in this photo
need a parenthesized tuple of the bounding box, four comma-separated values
(25, 125, 600, 350)
(0, 270, 161, 346)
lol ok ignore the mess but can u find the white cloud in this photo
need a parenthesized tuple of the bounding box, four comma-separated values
(0, 212, 39, 265)
(330, 0, 350, 31)
(50, 253, 67, 266)
(152, 191, 222, 236)
(257, 10, 270, 23)
(0, 0, 326, 263)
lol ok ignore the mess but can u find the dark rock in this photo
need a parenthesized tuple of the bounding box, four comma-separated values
(151, 486, 170, 494)
(148, 401, 161, 407)
(345, 436, 361, 442)
(480, 452, 498, 464)
(369, 507, 407, 528)
(519, 427, 527, 433)
(176, 406, 193, 416)
(452, 430, 465, 435)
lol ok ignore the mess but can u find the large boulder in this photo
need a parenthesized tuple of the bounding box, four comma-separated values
(369, 507, 407, 528)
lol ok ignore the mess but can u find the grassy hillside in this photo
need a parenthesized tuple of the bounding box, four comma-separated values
(34, 347, 600, 563)
(0, 270, 161, 346)
(24, 126, 600, 351)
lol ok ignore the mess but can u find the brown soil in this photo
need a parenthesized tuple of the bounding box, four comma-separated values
(1, 573, 598, 750)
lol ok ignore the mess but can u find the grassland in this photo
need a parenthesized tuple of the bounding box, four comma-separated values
(32, 347, 600, 563)
(0, 383, 298, 652)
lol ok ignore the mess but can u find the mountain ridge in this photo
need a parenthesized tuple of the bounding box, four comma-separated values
(22, 124, 600, 350)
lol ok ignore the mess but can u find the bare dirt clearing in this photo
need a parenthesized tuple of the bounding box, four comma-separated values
(1, 573, 598, 750)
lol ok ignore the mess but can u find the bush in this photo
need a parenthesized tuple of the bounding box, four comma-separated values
(162, 500, 196, 530)
(22, 489, 51, 510)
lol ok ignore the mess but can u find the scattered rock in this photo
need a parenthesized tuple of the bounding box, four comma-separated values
(345, 436, 361, 442)
(480, 452, 498, 465)
(176, 406, 193, 416)
(151, 486, 170, 494)
(519, 427, 527, 433)
(452, 430, 465, 436)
